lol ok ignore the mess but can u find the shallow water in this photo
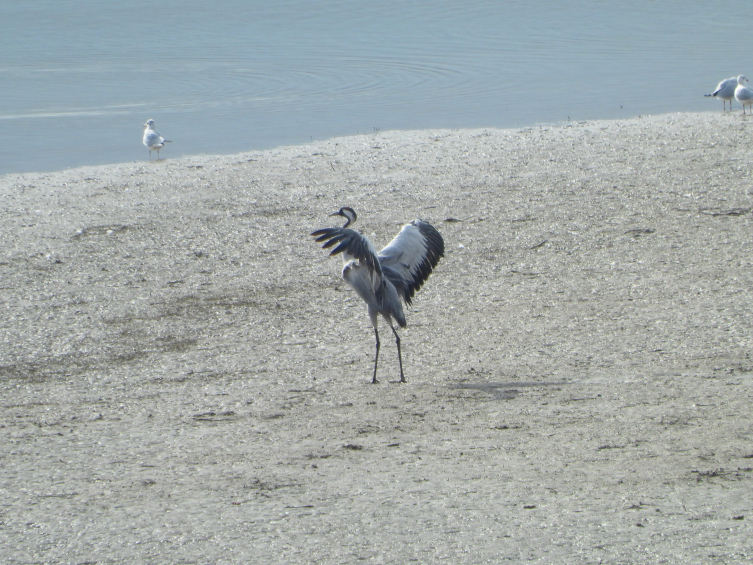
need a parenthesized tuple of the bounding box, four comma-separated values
(1, 0, 749, 175)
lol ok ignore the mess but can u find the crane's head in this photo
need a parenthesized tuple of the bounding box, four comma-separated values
(329, 207, 357, 228)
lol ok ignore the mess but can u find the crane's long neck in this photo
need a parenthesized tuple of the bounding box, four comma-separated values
(341, 208, 357, 228)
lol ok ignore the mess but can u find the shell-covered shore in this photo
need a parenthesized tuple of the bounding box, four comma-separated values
(2, 112, 752, 564)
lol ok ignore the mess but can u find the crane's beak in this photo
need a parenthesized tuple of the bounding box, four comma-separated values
(328, 211, 342, 217)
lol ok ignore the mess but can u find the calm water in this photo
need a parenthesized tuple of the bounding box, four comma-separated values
(1, 1, 750, 175)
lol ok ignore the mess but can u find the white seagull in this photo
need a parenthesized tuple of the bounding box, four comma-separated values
(734, 75, 753, 114)
(705, 76, 740, 111)
(311, 207, 444, 384)
(142, 119, 172, 160)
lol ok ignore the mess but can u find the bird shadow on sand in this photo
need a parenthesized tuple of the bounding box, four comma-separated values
(449, 380, 569, 400)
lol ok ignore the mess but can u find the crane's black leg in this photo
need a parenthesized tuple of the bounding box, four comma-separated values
(391, 325, 405, 383)
(372, 327, 380, 384)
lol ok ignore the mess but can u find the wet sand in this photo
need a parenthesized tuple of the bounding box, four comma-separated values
(1, 112, 752, 563)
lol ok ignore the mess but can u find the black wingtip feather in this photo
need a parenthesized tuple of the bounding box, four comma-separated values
(394, 220, 445, 304)
(321, 234, 348, 249)
(311, 226, 381, 276)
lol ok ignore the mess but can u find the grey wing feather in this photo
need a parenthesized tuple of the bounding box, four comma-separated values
(311, 227, 382, 276)
(144, 131, 164, 147)
(378, 220, 444, 305)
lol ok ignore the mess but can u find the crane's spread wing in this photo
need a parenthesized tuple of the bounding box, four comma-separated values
(310, 227, 382, 278)
(378, 220, 444, 305)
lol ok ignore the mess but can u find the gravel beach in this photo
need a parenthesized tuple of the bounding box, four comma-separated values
(1, 112, 752, 563)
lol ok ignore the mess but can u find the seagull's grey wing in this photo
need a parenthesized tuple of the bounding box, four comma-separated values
(144, 130, 164, 147)
(709, 77, 736, 97)
(720, 78, 737, 96)
(311, 227, 382, 278)
(378, 220, 444, 305)
(736, 86, 753, 101)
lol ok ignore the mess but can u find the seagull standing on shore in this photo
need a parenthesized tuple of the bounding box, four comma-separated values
(705, 76, 740, 111)
(311, 207, 444, 384)
(142, 119, 172, 160)
(734, 76, 753, 114)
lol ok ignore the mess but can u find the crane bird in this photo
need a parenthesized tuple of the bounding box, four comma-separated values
(142, 119, 172, 160)
(311, 207, 445, 384)
(734, 75, 753, 114)
(706, 76, 741, 111)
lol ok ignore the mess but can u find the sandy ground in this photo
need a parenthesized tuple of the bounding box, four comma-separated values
(1, 112, 752, 564)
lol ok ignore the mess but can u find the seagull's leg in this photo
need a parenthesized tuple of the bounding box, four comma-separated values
(390, 325, 405, 383)
(372, 327, 380, 384)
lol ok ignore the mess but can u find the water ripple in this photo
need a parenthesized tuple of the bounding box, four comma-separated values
(1, 0, 751, 174)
